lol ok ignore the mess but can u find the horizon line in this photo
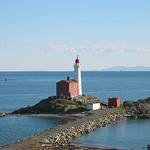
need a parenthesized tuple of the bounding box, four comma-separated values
(1, 70, 150, 72)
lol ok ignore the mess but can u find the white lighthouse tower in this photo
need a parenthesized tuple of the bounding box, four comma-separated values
(74, 55, 82, 96)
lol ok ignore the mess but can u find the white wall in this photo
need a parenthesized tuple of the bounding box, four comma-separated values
(87, 102, 100, 110)
(93, 103, 100, 110)
(74, 63, 82, 95)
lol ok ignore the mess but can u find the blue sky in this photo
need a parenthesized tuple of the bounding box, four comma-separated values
(0, 0, 150, 71)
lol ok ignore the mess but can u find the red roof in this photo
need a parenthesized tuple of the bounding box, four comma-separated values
(75, 58, 80, 63)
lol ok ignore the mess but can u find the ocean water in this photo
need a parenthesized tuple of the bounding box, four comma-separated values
(72, 118, 150, 149)
(0, 116, 58, 147)
(0, 71, 150, 148)
(1, 71, 150, 113)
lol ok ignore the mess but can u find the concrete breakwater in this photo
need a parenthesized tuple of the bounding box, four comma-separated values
(41, 111, 126, 145)
(1, 109, 126, 149)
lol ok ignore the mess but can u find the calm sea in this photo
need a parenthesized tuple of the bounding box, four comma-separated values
(72, 118, 150, 149)
(0, 71, 150, 148)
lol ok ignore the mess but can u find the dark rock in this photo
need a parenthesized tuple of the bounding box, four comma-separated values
(123, 97, 150, 117)
(12, 96, 87, 114)
(0, 113, 6, 117)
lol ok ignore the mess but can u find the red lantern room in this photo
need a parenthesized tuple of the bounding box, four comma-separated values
(75, 58, 80, 63)
(75, 55, 80, 63)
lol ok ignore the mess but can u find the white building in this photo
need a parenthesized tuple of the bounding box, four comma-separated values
(87, 99, 101, 110)
(74, 55, 82, 96)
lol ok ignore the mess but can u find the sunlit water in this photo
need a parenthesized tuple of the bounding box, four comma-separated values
(0, 116, 58, 147)
(0, 71, 150, 147)
(72, 118, 150, 149)
(1, 71, 150, 113)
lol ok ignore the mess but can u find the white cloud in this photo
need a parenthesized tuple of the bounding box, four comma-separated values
(44, 43, 150, 55)
(49, 44, 68, 50)
(90, 43, 150, 55)
(69, 47, 76, 53)
(47, 44, 87, 53)
(0, 43, 5, 47)
(29, 47, 34, 51)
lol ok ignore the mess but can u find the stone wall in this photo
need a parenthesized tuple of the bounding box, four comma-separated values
(41, 111, 126, 144)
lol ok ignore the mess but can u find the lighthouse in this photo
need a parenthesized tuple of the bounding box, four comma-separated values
(74, 55, 82, 96)
(56, 56, 82, 98)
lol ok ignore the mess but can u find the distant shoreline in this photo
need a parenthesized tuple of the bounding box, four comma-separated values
(1, 70, 150, 72)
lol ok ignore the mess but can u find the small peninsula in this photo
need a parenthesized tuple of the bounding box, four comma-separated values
(12, 95, 107, 115)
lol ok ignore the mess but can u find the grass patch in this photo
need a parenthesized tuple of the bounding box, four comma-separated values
(112, 106, 128, 113)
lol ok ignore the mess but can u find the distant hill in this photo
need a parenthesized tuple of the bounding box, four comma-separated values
(102, 66, 150, 71)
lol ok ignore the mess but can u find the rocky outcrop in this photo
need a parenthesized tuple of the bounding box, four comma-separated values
(123, 97, 150, 118)
(0, 113, 6, 117)
(12, 95, 108, 115)
(12, 96, 87, 114)
(76, 94, 108, 106)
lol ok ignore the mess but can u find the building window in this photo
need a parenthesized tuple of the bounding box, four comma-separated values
(75, 84, 76, 88)
(71, 83, 73, 88)
(75, 91, 76, 96)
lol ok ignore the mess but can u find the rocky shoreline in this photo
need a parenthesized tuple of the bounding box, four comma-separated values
(123, 97, 150, 119)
